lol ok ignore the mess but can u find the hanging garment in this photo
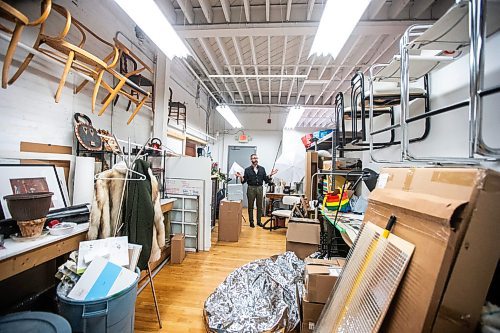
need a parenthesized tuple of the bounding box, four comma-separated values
(88, 162, 127, 240)
(123, 159, 165, 269)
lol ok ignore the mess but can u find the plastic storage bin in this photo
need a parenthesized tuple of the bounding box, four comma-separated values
(0, 311, 71, 333)
(56, 269, 140, 333)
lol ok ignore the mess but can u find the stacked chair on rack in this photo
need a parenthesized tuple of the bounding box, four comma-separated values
(0, 0, 52, 89)
(6, 3, 119, 110)
(75, 36, 154, 124)
(1, 1, 155, 125)
(333, 70, 431, 156)
(368, 0, 500, 162)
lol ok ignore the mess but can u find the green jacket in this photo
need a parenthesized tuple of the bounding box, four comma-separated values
(123, 159, 154, 270)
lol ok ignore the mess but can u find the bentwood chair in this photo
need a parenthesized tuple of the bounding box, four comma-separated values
(0, 0, 51, 88)
(74, 38, 153, 124)
(8, 3, 119, 111)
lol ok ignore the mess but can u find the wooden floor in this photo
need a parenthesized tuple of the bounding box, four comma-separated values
(135, 212, 287, 332)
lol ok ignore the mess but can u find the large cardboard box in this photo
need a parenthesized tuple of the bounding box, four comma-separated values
(218, 199, 242, 242)
(301, 299, 324, 333)
(286, 222, 320, 259)
(171, 234, 185, 264)
(303, 258, 344, 303)
(363, 167, 500, 333)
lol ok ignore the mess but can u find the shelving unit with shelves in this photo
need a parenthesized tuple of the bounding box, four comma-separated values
(168, 194, 199, 252)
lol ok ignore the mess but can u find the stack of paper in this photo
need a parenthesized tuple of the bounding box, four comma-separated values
(127, 243, 142, 272)
(68, 257, 138, 301)
(77, 237, 129, 274)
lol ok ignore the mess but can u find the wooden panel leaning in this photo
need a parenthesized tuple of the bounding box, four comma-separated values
(0, 0, 52, 89)
(7, 3, 119, 111)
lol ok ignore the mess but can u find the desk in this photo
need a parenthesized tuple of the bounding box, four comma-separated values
(0, 223, 89, 281)
(321, 210, 363, 247)
(160, 198, 176, 213)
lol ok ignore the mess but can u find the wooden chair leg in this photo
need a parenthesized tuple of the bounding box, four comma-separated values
(74, 79, 89, 94)
(98, 78, 127, 116)
(74, 52, 114, 94)
(2, 23, 24, 89)
(8, 36, 42, 86)
(91, 71, 104, 113)
(55, 51, 74, 103)
(127, 96, 147, 125)
(8, 52, 35, 86)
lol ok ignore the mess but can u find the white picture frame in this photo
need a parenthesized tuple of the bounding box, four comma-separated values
(0, 164, 68, 219)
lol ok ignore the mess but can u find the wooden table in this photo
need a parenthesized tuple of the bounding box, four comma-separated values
(160, 198, 176, 213)
(0, 223, 89, 281)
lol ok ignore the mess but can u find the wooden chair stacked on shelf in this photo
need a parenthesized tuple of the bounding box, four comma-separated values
(1, 1, 155, 125)
(7, 3, 119, 111)
(75, 37, 154, 124)
(0, 0, 51, 88)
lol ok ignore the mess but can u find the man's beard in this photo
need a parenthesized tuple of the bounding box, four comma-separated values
(252, 161, 258, 166)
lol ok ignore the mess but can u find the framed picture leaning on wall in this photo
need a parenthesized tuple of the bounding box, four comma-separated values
(0, 164, 68, 219)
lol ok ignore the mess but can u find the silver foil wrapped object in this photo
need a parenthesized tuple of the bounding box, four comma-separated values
(204, 251, 305, 332)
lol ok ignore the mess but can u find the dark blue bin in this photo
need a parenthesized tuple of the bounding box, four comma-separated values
(56, 269, 139, 333)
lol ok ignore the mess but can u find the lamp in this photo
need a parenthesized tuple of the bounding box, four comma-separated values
(216, 105, 242, 128)
(284, 105, 305, 129)
(114, 0, 189, 60)
(309, 0, 372, 59)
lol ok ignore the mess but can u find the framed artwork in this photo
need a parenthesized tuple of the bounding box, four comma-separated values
(0, 164, 68, 219)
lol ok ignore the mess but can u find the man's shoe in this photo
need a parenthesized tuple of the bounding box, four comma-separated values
(257, 222, 263, 227)
(250, 222, 255, 228)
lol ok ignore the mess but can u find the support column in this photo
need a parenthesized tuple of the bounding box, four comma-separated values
(153, 53, 171, 144)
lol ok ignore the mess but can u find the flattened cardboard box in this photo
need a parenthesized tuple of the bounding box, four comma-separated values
(171, 234, 185, 264)
(218, 199, 242, 242)
(365, 167, 500, 333)
(286, 222, 320, 260)
(301, 299, 324, 333)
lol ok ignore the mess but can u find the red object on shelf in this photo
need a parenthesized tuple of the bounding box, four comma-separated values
(47, 219, 60, 228)
(301, 133, 313, 148)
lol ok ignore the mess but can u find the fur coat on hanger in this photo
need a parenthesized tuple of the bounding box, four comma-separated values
(88, 162, 165, 263)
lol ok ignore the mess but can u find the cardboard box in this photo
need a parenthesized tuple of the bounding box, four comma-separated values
(361, 167, 500, 333)
(171, 234, 185, 264)
(303, 258, 344, 303)
(218, 199, 242, 242)
(286, 222, 320, 259)
(301, 299, 324, 333)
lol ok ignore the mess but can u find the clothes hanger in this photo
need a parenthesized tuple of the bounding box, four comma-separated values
(94, 165, 146, 181)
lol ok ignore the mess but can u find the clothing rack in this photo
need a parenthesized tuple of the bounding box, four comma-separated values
(95, 136, 163, 328)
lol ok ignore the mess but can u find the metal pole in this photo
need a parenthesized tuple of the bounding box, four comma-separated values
(147, 263, 163, 328)
(470, 0, 487, 156)
(399, 27, 410, 162)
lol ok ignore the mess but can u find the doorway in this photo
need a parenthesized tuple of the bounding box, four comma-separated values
(227, 145, 256, 208)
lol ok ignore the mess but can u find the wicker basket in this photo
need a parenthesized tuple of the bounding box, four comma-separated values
(17, 218, 46, 237)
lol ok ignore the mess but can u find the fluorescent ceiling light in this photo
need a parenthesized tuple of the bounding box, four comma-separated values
(309, 0, 371, 59)
(284, 106, 305, 129)
(216, 105, 242, 128)
(209, 74, 308, 79)
(114, 0, 189, 60)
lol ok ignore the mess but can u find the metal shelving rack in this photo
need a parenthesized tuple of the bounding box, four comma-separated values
(169, 194, 199, 252)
